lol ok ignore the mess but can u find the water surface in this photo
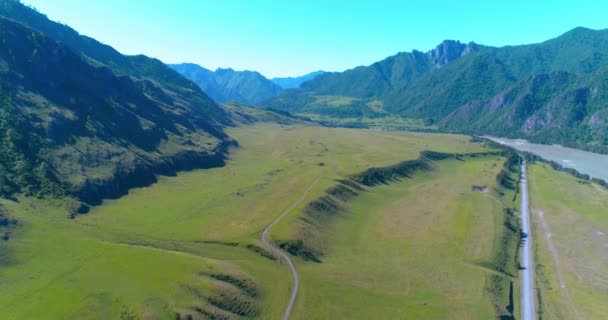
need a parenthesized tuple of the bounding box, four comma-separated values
(484, 136, 608, 181)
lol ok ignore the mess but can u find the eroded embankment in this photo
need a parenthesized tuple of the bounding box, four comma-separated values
(276, 150, 504, 262)
(76, 139, 238, 206)
(177, 271, 262, 320)
(481, 153, 522, 320)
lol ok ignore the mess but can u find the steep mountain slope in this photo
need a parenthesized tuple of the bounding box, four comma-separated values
(271, 70, 326, 89)
(386, 52, 518, 118)
(0, 0, 228, 125)
(443, 69, 608, 152)
(170, 63, 283, 104)
(0, 4, 234, 205)
(265, 27, 608, 152)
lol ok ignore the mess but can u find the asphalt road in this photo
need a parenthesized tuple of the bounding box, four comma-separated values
(261, 178, 320, 320)
(520, 160, 536, 320)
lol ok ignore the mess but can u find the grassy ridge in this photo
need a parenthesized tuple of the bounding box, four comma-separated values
(289, 155, 520, 319)
(277, 156, 435, 262)
(268, 147, 521, 319)
(485, 154, 521, 319)
(278, 150, 507, 262)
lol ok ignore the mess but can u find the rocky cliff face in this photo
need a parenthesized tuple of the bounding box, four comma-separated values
(428, 40, 479, 68)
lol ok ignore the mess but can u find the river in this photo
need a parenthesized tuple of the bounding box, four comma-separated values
(484, 136, 608, 181)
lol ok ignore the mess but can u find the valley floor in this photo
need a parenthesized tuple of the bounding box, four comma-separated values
(2, 122, 601, 319)
(528, 164, 608, 320)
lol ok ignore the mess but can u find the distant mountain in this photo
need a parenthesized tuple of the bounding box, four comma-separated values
(265, 28, 608, 153)
(0, 0, 233, 204)
(265, 40, 480, 116)
(170, 63, 282, 105)
(271, 71, 326, 89)
(301, 40, 479, 99)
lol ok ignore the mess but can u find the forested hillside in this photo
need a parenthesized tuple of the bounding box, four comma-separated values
(265, 27, 608, 152)
(0, 1, 234, 204)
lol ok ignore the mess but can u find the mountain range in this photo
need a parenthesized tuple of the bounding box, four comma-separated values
(169, 63, 282, 105)
(264, 28, 608, 153)
(170, 63, 325, 104)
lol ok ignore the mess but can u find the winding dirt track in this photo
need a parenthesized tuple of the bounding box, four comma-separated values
(261, 178, 320, 320)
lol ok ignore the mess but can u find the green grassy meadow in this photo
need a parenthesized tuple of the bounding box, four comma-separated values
(0, 123, 521, 319)
(290, 155, 520, 319)
(300, 113, 434, 131)
(528, 163, 608, 320)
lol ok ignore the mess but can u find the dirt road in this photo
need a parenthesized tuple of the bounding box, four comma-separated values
(261, 178, 320, 320)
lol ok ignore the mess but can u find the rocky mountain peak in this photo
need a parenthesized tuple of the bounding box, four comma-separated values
(428, 40, 479, 68)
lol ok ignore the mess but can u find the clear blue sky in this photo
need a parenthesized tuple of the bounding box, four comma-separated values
(22, 0, 608, 78)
